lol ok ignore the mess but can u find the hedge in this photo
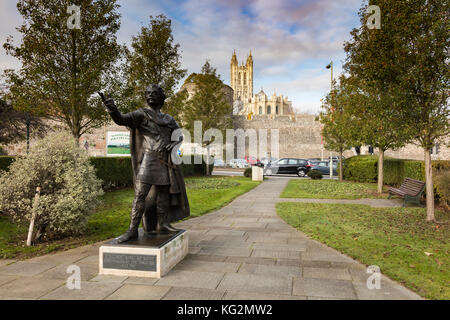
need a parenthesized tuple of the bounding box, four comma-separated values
(0, 155, 214, 189)
(343, 155, 450, 186)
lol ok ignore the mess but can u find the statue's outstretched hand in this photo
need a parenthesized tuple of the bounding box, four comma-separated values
(98, 92, 116, 112)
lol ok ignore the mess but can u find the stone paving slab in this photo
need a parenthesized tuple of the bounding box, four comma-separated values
(217, 273, 292, 295)
(38, 263, 98, 281)
(252, 242, 307, 252)
(174, 259, 240, 273)
(162, 287, 225, 300)
(0, 275, 17, 286)
(0, 261, 56, 277)
(41, 281, 122, 300)
(0, 260, 16, 267)
(223, 291, 307, 300)
(303, 267, 352, 281)
(123, 277, 159, 286)
(90, 275, 128, 283)
(0, 277, 64, 299)
(155, 270, 224, 290)
(252, 249, 301, 260)
(186, 254, 228, 262)
(197, 247, 252, 257)
(197, 239, 251, 248)
(293, 278, 357, 299)
(28, 252, 89, 265)
(225, 256, 276, 266)
(106, 284, 170, 300)
(238, 263, 302, 279)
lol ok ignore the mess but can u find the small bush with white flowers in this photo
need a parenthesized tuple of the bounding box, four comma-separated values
(0, 130, 103, 241)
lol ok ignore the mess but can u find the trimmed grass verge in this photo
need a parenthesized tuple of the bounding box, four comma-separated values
(281, 179, 389, 199)
(277, 202, 449, 300)
(0, 176, 260, 259)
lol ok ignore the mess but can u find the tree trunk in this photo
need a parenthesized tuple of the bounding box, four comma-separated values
(339, 148, 343, 182)
(424, 148, 435, 221)
(377, 149, 384, 194)
(26, 187, 41, 246)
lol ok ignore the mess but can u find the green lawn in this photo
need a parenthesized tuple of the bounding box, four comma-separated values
(107, 146, 130, 154)
(277, 202, 450, 300)
(0, 176, 260, 259)
(281, 179, 389, 199)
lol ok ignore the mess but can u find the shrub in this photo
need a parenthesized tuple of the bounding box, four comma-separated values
(0, 131, 103, 241)
(435, 170, 450, 210)
(342, 155, 378, 182)
(244, 167, 252, 177)
(90, 157, 133, 189)
(308, 169, 323, 180)
(343, 155, 450, 186)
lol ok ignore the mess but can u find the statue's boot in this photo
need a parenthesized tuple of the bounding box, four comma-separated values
(156, 185, 179, 233)
(159, 208, 179, 233)
(116, 188, 148, 243)
(116, 213, 140, 243)
(159, 221, 180, 233)
(116, 229, 139, 243)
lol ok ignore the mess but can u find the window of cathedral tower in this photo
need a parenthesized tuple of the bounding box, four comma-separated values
(267, 105, 271, 114)
(259, 106, 262, 114)
(276, 106, 279, 114)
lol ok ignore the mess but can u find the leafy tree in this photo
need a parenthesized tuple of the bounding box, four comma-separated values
(0, 97, 49, 148)
(320, 78, 359, 181)
(122, 14, 187, 112)
(163, 89, 189, 125)
(3, 0, 123, 140)
(343, 0, 449, 221)
(342, 1, 416, 194)
(393, 0, 449, 221)
(182, 61, 233, 174)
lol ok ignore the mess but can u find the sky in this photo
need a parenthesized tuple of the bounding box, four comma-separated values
(0, 0, 364, 114)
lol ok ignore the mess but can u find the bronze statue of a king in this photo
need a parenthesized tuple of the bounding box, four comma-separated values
(99, 84, 190, 243)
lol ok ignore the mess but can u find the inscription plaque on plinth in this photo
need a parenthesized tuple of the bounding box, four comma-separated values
(99, 229, 188, 278)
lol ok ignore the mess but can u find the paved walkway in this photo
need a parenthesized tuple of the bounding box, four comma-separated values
(0, 178, 422, 300)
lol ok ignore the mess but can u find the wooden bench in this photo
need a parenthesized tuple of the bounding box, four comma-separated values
(388, 178, 425, 207)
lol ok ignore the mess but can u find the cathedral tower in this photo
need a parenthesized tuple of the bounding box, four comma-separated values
(230, 50, 253, 103)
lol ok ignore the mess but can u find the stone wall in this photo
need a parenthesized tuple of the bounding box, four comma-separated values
(231, 114, 449, 160)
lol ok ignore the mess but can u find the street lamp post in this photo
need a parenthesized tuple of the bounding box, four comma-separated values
(326, 61, 334, 179)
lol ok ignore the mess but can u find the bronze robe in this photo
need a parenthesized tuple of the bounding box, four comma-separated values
(129, 109, 190, 232)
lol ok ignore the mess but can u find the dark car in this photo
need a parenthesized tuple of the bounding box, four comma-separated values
(309, 160, 338, 176)
(264, 158, 311, 177)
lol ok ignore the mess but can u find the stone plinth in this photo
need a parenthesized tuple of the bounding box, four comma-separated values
(252, 166, 264, 181)
(99, 229, 188, 278)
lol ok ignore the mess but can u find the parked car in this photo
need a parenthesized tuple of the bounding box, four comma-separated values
(264, 158, 311, 177)
(309, 160, 338, 176)
(229, 159, 248, 168)
(244, 156, 260, 165)
(260, 157, 278, 166)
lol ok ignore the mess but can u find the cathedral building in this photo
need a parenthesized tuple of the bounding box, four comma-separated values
(230, 50, 294, 116)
